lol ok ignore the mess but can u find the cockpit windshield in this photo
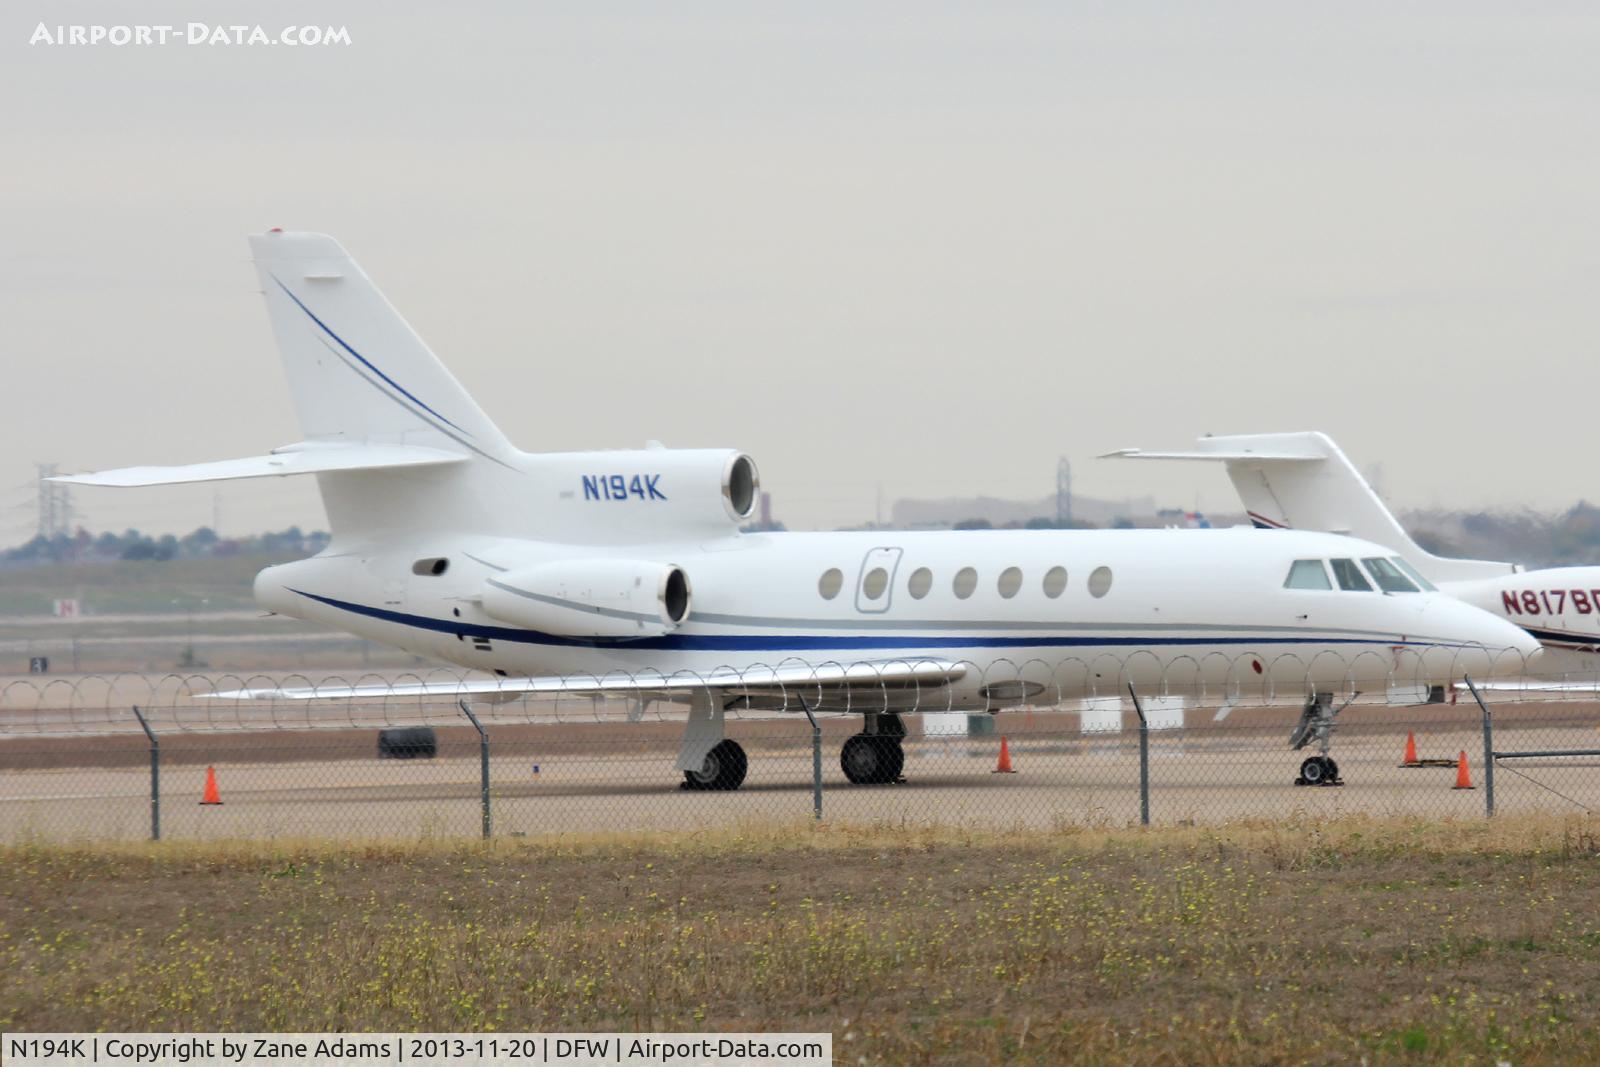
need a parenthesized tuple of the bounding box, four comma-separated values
(1283, 559, 1333, 589)
(1285, 556, 1434, 593)
(1328, 558, 1373, 592)
(1390, 556, 1437, 591)
(1361, 557, 1420, 593)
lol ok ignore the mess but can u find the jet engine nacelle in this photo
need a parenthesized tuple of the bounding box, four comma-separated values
(480, 559, 692, 638)
(527, 448, 761, 543)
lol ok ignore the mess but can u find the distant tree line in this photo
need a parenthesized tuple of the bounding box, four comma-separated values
(951, 517, 1107, 531)
(1410, 502, 1600, 568)
(14, 503, 1600, 569)
(2, 526, 330, 566)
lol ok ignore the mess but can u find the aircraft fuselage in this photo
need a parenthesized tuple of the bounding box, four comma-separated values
(257, 525, 1536, 710)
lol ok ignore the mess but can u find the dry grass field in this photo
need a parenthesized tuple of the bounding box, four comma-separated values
(0, 555, 286, 617)
(5, 816, 1600, 1063)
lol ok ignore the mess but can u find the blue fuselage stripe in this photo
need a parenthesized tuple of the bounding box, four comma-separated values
(290, 589, 1443, 654)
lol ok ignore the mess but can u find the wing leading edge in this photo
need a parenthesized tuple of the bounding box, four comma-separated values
(207, 659, 970, 702)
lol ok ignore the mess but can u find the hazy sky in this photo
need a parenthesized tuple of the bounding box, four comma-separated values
(4, 2, 1597, 541)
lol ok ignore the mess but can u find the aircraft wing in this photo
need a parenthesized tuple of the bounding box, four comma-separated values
(207, 659, 969, 701)
(51, 442, 467, 487)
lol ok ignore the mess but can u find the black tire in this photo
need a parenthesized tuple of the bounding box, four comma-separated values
(682, 739, 748, 791)
(1324, 757, 1340, 782)
(882, 737, 905, 782)
(377, 727, 437, 760)
(841, 734, 904, 785)
(1299, 756, 1327, 785)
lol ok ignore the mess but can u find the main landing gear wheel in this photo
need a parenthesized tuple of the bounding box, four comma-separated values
(682, 739, 748, 791)
(1296, 755, 1341, 787)
(841, 734, 905, 785)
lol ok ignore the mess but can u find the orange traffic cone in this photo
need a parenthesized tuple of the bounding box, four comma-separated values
(1452, 751, 1475, 790)
(993, 736, 1016, 774)
(1400, 731, 1420, 767)
(200, 765, 223, 805)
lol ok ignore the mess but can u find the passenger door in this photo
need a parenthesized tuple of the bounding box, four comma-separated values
(855, 547, 903, 614)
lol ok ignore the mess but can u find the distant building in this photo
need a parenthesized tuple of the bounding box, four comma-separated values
(742, 491, 787, 533)
(1157, 508, 1212, 529)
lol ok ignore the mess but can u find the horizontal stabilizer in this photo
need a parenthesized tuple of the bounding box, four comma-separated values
(51, 442, 468, 488)
(208, 659, 969, 701)
(1100, 448, 1322, 462)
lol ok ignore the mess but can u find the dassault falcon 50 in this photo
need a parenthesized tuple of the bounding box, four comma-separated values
(58, 233, 1538, 789)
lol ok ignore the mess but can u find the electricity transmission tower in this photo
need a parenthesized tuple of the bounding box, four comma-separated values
(1055, 456, 1072, 527)
(35, 464, 74, 540)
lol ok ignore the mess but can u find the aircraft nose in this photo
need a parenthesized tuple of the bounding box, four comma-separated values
(1506, 621, 1543, 664)
(1418, 595, 1540, 676)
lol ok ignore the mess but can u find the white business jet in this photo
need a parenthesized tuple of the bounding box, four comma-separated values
(57, 235, 1537, 789)
(1105, 431, 1600, 680)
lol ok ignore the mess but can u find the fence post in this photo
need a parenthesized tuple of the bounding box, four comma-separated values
(1464, 676, 1495, 818)
(1127, 684, 1149, 827)
(130, 705, 159, 842)
(799, 696, 822, 820)
(459, 700, 491, 839)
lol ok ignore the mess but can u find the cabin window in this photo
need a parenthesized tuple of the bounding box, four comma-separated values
(412, 557, 449, 576)
(818, 568, 844, 600)
(862, 566, 889, 600)
(952, 567, 978, 599)
(997, 567, 1023, 598)
(1283, 559, 1332, 590)
(1362, 557, 1420, 593)
(1042, 566, 1068, 598)
(907, 567, 933, 599)
(1329, 558, 1373, 592)
(1088, 566, 1113, 598)
(1391, 557, 1437, 591)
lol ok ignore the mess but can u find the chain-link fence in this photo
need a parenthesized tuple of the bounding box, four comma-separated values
(4, 656, 1600, 842)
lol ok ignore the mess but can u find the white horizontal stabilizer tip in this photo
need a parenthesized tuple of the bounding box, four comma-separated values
(51, 442, 468, 488)
(205, 659, 970, 701)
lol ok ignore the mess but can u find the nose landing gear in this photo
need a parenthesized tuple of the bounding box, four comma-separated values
(1297, 754, 1340, 786)
(1290, 692, 1354, 787)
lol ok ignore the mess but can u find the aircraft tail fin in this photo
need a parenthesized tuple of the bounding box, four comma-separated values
(1104, 432, 1517, 583)
(249, 231, 514, 462)
(62, 232, 522, 546)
